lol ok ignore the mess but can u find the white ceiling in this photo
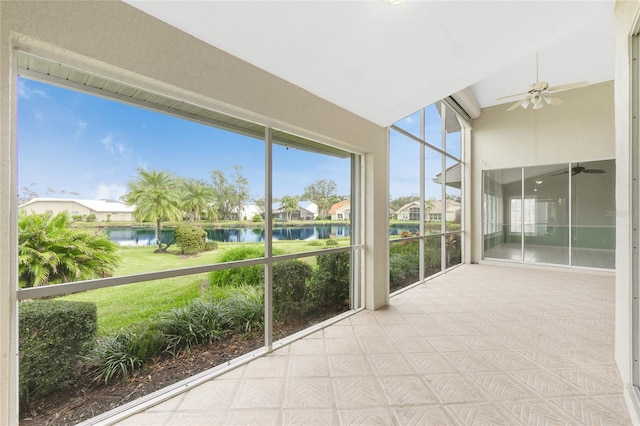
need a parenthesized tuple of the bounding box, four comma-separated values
(125, 0, 615, 127)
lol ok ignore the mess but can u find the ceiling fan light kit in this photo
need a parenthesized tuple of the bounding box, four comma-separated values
(500, 53, 588, 111)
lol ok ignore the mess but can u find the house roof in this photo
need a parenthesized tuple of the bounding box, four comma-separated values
(20, 198, 135, 213)
(396, 199, 460, 215)
(126, 1, 614, 126)
(329, 200, 350, 214)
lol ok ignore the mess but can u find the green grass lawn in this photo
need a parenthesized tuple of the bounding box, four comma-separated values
(60, 238, 350, 335)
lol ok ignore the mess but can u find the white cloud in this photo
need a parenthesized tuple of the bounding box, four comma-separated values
(100, 133, 132, 159)
(101, 134, 114, 153)
(75, 121, 88, 137)
(93, 183, 128, 200)
(18, 80, 50, 100)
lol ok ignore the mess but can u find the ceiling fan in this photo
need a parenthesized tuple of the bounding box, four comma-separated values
(551, 163, 605, 176)
(499, 53, 589, 111)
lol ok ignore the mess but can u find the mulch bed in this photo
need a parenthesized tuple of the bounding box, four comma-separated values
(20, 312, 343, 426)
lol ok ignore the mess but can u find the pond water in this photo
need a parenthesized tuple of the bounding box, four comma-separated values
(105, 223, 419, 246)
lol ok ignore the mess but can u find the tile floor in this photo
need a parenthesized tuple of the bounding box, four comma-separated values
(115, 264, 630, 425)
(484, 243, 615, 269)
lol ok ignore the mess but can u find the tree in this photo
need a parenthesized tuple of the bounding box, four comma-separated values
(390, 195, 420, 212)
(302, 179, 339, 219)
(280, 195, 299, 221)
(123, 168, 182, 251)
(210, 165, 250, 220)
(181, 178, 217, 221)
(18, 211, 120, 288)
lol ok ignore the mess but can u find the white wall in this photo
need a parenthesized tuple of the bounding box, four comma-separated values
(470, 81, 615, 262)
(0, 2, 390, 423)
(614, 1, 640, 424)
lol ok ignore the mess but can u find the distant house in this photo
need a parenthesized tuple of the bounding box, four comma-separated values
(329, 200, 350, 221)
(19, 198, 135, 221)
(395, 201, 421, 221)
(236, 204, 262, 221)
(272, 200, 318, 221)
(395, 199, 461, 223)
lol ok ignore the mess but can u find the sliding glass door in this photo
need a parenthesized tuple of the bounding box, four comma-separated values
(483, 160, 614, 269)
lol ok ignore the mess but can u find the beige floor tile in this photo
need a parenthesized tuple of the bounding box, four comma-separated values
(550, 396, 632, 425)
(242, 355, 288, 377)
(446, 351, 501, 373)
(378, 375, 437, 405)
(283, 378, 334, 408)
(333, 377, 387, 408)
(353, 324, 387, 337)
(231, 379, 285, 409)
(467, 372, 533, 400)
(329, 354, 372, 377)
(512, 370, 585, 398)
(383, 324, 420, 337)
(368, 353, 415, 376)
(499, 399, 573, 425)
(426, 335, 472, 352)
(554, 368, 622, 396)
(359, 336, 399, 353)
(326, 337, 363, 355)
(289, 336, 327, 355)
(337, 408, 395, 425)
(423, 374, 487, 404)
(323, 325, 355, 338)
(481, 350, 541, 371)
(392, 406, 456, 425)
(287, 355, 329, 377)
(282, 409, 338, 425)
(115, 412, 172, 426)
(224, 410, 280, 425)
(444, 402, 514, 425)
(391, 335, 437, 353)
(169, 412, 228, 425)
(178, 379, 238, 410)
(405, 352, 458, 374)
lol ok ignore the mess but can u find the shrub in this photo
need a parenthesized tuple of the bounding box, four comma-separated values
(175, 223, 207, 254)
(252, 214, 263, 222)
(218, 286, 264, 333)
(71, 214, 83, 221)
(156, 299, 224, 355)
(306, 240, 323, 247)
(85, 213, 96, 222)
(18, 211, 120, 288)
(308, 252, 350, 308)
(86, 325, 164, 384)
(325, 238, 338, 247)
(19, 300, 97, 408)
(204, 241, 218, 251)
(208, 246, 283, 288)
(389, 242, 420, 289)
(273, 260, 313, 320)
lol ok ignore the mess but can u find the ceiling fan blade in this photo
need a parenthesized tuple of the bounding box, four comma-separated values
(544, 96, 562, 106)
(546, 81, 589, 93)
(581, 169, 605, 174)
(507, 98, 530, 111)
(550, 171, 569, 176)
(497, 91, 530, 100)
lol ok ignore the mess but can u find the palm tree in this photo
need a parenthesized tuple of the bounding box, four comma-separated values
(280, 195, 299, 221)
(425, 198, 435, 221)
(181, 179, 217, 222)
(123, 168, 183, 251)
(18, 211, 120, 288)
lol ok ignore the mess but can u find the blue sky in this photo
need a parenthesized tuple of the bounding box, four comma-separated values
(17, 78, 351, 202)
(390, 105, 462, 201)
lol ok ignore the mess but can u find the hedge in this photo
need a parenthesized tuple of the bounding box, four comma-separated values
(19, 300, 97, 409)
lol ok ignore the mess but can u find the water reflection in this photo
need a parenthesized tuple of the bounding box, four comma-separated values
(106, 225, 351, 246)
